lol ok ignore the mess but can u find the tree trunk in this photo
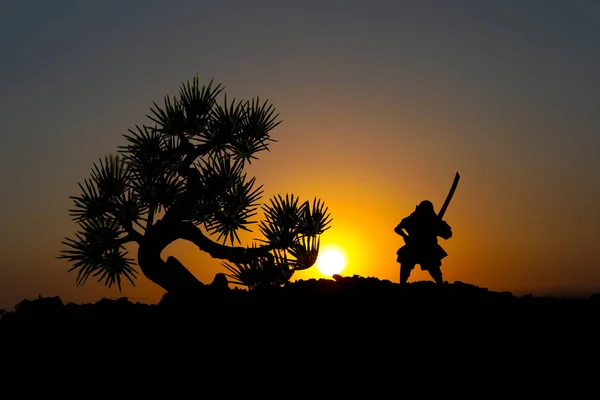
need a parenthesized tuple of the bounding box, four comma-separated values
(138, 247, 204, 296)
(135, 217, 273, 298)
(137, 221, 204, 299)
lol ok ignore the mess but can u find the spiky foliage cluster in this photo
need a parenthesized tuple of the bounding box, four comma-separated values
(59, 76, 332, 291)
(223, 195, 332, 289)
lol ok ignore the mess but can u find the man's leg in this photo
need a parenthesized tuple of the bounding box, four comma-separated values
(426, 265, 444, 285)
(400, 263, 414, 285)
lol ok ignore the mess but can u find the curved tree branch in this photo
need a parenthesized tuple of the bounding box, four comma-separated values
(175, 221, 273, 264)
(118, 231, 143, 246)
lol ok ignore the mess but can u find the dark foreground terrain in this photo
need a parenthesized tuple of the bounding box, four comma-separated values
(2, 275, 599, 391)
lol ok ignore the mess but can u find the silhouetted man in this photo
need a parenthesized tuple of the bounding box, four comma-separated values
(394, 200, 453, 285)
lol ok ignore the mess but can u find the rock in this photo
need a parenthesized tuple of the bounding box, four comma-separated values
(14, 295, 63, 315)
(210, 273, 229, 290)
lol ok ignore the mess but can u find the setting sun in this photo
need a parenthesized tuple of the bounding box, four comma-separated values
(316, 246, 347, 277)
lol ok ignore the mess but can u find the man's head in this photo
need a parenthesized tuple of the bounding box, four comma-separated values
(416, 200, 435, 214)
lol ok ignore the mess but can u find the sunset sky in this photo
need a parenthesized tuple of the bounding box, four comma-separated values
(1, 0, 599, 309)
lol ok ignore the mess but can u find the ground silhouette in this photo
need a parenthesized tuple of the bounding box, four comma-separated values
(3, 275, 599, 344)
(2, 275, 598, 392)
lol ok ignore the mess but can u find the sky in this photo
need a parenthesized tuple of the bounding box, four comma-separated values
(1, 0, 599, 309)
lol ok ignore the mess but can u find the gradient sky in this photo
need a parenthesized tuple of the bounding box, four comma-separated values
(1, 0, 599, 309)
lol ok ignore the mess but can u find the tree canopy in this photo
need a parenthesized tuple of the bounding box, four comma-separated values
(59, 76, 332, 294)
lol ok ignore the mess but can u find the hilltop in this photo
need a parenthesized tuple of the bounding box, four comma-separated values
(2, 274, 598, 388)
(2, 275, 599, 339)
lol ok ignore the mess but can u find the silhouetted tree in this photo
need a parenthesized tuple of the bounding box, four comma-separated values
(59, 76, 332, 297)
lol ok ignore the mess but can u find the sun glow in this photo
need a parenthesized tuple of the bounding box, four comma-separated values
(316, 246, 347, 277)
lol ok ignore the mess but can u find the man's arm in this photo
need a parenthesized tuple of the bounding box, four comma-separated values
(438, 220, 453, 240)
(394, 218, 409, 239)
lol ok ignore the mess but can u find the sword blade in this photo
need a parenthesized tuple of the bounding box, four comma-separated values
(438, 171, 460, 219)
